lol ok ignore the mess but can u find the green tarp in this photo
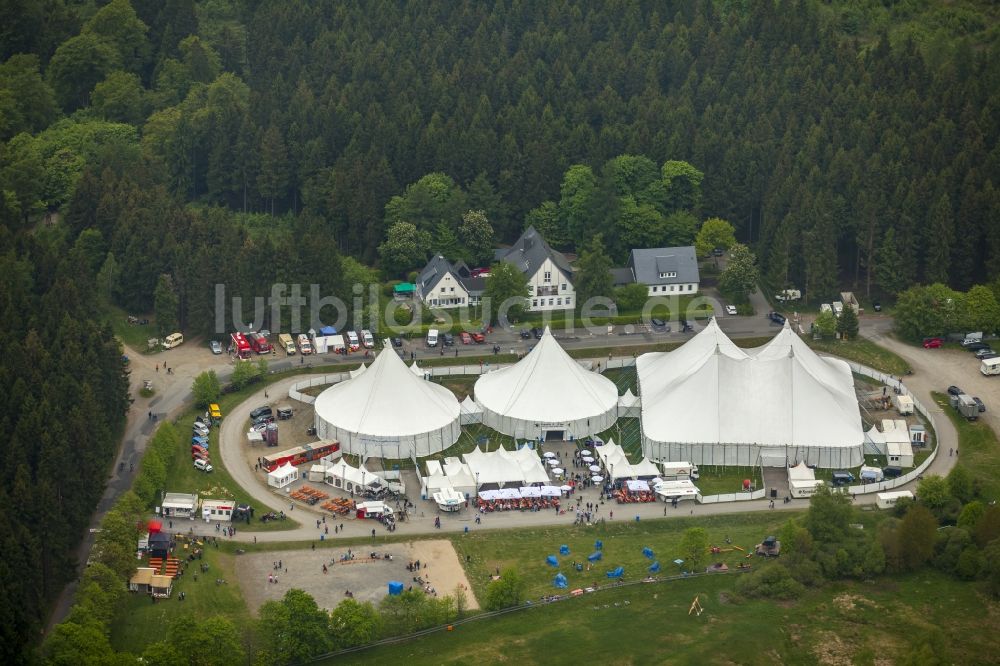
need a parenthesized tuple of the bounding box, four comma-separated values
(393, 283, 416, 294)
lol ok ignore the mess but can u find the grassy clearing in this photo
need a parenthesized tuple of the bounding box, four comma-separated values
(933, 391, 1000, 500)
(692, 465, 764, 496)
(109, 546, 251, 654)
(431, 375, 477, 400)
(106, 305, 161, 353)
(343, 568, 998, 666)
(601, 367, 637, 395)
(807, 336, 911, 376)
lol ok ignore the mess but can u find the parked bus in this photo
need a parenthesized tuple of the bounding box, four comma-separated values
(262, 442, 340, 471)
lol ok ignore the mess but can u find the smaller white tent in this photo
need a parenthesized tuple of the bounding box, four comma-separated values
(322, 459, 383, 493)
(460, 395, 483, 425)
(410, 361, 423, 376)
(268, 462, 298, 489)
(617, 389, 641, 417)
(433, 487, 465, 512)
(593, 440, 659, 479)
(462, 446, 549, 487)
(653, 478, 699, 501)
(787, 462, 824, 498)
(349, 363, 367, 379)
(307, 464, 327, 482)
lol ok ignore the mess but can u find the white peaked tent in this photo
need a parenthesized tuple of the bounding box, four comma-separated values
(638, 318, 863, 468)
(314, 347, 461, 458)
(319, 458, 384, 493)
(462, 445, 549, 487)
(787, 461, 825, 498)
(410, 361, 424, 377)
(349, 363, 367, 379)
(267, 462, 298, 489)
(460, 395, 484, 425)
(594, 440, 661, 480)
(473, 328, 618, 440)
(618, 389, 641, 417)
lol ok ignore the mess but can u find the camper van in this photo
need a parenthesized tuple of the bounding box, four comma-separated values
(981, 357, 1000, 376)
(162, 332, 184, 349)
(876, 490, 913, 509)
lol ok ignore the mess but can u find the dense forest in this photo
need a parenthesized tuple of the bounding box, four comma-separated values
(2, 0, 1000, 659)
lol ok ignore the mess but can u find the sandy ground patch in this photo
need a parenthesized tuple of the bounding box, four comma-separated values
(237, 539, 477, 615)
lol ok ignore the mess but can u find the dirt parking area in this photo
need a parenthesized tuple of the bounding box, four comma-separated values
(237, 539, 478, 614)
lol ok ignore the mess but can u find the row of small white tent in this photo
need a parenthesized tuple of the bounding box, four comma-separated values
(593, 439, 661, 480)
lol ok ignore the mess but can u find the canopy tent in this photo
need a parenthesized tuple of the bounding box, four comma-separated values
(617, 389, 641, 417)
(787, 461, 825, 497)
(593, 440, 661, 480)
(393, 282, 416, 295)
(463, 445, 549, 487)
(319, 458, 384, 493)
(473, 328, 618, 440)
(432, 486, 465, 512)
(267, 462, 298, 489)
(459, 395, 484, 425)
(422, 457, 477, 498)
(638, 319, 864, 469)
(314, 347, 461, 458)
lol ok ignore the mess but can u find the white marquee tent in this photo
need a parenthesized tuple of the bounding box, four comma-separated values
(473, 328, 618, 440)
(317, 458, 384, 493)
(787, 461, 825, 498)
(421, 457, 478, 499)
(638, 319, 864, 468)
(314, 347, 461, 458)
(459, 395, 484, 425)
(594, 440, 661, 480)
(462, 446, 549, 487)
(618, 389, 641, 417)
(267, 462, 298, 489)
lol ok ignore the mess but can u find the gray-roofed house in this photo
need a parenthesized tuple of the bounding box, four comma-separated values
(417, 254, 471, 308)
(627, 246, 700, 296)
(494, 226, 575, 311)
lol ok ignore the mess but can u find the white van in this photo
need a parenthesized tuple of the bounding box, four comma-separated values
(162, 332, 184, 349)
(194, 459, 214, 473)
(361, 329, 374, 348)
(427, 329, 439, 347)
(981, 357, 1000, 376)
(346, 331, 360, 350)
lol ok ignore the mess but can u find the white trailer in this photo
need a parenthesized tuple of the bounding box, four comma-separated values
(893, 394, 914, 415)
(981, 357, 1000, 376)
(876, 490, 913, 509)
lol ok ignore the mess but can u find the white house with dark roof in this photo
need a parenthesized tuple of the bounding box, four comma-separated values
(417, 254, 471, 308)
(627, 246, 700, 296)
(495, 226, 575, 311)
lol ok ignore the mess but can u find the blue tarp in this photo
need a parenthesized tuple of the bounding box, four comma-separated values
(648, 561, 661, 573)
(553, 573, 568, 588)
(642, 547, 655, 559)
(559, 545, 570, 556)
(546, 555, 558, 567)
(606, 567, 624, 578)
(594, 540, 603, 550)
(388, 581, 404, 595)
(587, 551, 603, 562)
(319, 325, 337, 335)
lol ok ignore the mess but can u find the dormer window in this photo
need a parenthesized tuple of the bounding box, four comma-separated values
(544, 271, 552, 283)
(659, 271, 677, 279)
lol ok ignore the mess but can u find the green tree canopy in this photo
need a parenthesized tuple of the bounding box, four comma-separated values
(458, 210, 495, 266)
(378, 221, 432, 277)
(573, 234, 614, 310)
(836, 304, 859, 340)
(485, 569, 525, 610)
(484, 261, 529, 324)
(678, 527, 710, 572)
(258, 589, 333, 665)
(661, 160, 703, 213)
(695, 217, 737, 258)
(719, 243, 759, 303)
(191, 371, 221, 408)
(385, 173, 466, 233)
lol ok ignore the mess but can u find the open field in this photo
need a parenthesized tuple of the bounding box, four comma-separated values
(109, 543, 251, 654)
(107, 305, 161, 354)
(342, 570, 1000, 666)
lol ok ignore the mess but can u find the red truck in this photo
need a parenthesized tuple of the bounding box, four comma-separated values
(231, 332, 252, 360)
(247, 332, 271, 354)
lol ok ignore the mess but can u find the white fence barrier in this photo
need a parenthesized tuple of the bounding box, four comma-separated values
(844, 362, 939, 495)
(697, 488, 768, 504)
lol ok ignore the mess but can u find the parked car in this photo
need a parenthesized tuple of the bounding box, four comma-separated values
(872, 301, 882, 312)
(250, 405, 272, 420)
(882, 466, 903, 479)
(973, 397, 986, 413)
(680, 319, 694, 332)
(725, 305, 738, 316)
(922, 337, 943, 349)
(471, 332, 486, 343)
(442, 332, 454, 346)
(519, 329, 532, 339)
(391, 337, 403, 348)
(253, 413, 275, 426)
(831, 471, 855, 487)
(979, 352, 999, 360)
(650, 317, 666, 329)
(532, 327, 543, 339)
(767, 311, 786, 325)
(975, 348, 995, 359)
(711, 248, 724, 257)
(210, 340, 223, 354)
(194, 459, 214, 473)
(459, 331, 472, 345)
(964, 341, 990, 352)
(947, 385, 963, 396)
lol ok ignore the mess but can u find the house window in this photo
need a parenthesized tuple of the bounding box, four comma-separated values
(549, 298, 554, 306)
(566, 296, 572, 306)
(688, 284, 693, 291)
(561, 283, 566, 290)
(440, 286, 446, 292)
(544, 271, 552, 283)
(450, 287, 455, 292)
(533, 299, 538, 307)
(658, 271, 677, 279)
(670, 285, 675, 292)
(557, 298, 562, 305)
